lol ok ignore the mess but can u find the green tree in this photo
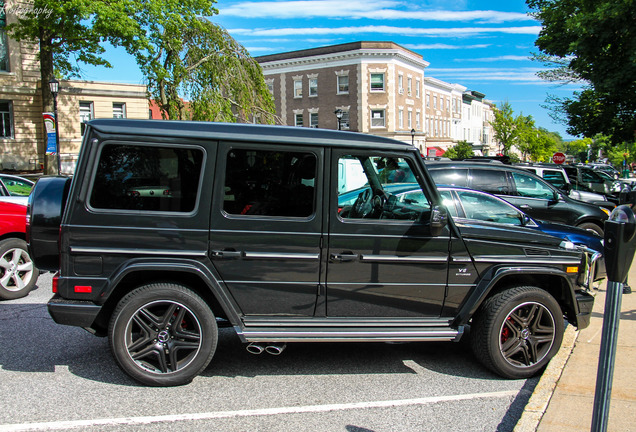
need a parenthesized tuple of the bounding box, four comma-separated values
(527, 0, 636, 143)
(443, 141, 474, 160)
(132, 15, 276, 122)
(491, 101, 523, 156)
(7, 0, 277, 169)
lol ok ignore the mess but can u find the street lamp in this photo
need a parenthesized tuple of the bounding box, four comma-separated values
(48, 77, 61, 175)
(410, 128, 415, 147)
(334, 109, 343, 131)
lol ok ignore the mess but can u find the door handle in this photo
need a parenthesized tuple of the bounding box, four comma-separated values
(210, 249, 243, 259)
(330, 252, 359, 263)
(519, 205, 531, 209)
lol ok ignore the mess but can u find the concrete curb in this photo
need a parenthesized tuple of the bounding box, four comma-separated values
(513, 324, 579, 432)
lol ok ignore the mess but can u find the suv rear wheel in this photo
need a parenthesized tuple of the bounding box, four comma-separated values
(470, 286, 564, 379)
(0, 238, 37, 299)
(108, 283, 218, 386)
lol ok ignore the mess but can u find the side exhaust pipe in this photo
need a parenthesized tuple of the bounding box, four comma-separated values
(265, 343, 286, 355)
(246, 343, 265, 355)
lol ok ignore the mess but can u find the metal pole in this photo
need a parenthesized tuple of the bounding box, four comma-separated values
(52, 93, 61, 175)
(591, 280, 624, 432)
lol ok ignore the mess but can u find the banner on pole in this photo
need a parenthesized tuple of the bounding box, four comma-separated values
(43, 112, 56, 155)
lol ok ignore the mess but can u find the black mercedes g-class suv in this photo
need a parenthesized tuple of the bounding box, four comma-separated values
(27, 119, 596, 386)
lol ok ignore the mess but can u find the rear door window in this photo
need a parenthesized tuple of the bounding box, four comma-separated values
(469, 168, 511, 195)
(429, 168, 468, 187)
(510, 172, 555, 199)
(222, 149, 316, 218)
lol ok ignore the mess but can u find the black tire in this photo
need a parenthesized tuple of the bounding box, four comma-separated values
(470, 286, 564, 379)
(577, 222, 603, 237)
(0, 238, 38, 300)
(108, 283, 218, 386)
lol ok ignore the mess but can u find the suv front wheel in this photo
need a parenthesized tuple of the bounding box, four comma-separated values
(470, 286, 564, 379)
(108, 283, 218, 386)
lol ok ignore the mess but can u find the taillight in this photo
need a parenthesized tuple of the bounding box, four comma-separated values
(52, 272, 59, 293)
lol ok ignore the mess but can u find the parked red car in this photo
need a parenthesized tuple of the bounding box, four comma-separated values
(0, 201, 37, 299)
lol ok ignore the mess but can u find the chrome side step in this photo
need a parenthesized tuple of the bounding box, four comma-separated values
(236, 317, 464, 343)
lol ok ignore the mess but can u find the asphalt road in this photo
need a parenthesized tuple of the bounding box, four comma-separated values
(0, 273, 538, 432)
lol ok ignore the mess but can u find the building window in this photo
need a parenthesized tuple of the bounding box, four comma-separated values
(309, 78, 318, 97)
(416, 79, 420, 98)
(295, 113, 303, 127)
(340, 110, 350, 130)
(416, 112, 421, 130)
(0, 101, 13, 138)
(310, 112, 319, 128)
(433, 96, 438, 110)
(371, 109, 385, 127)
(294, 79, 302, 98)
(370, 73, 385, 92)
(426, 94, 430, 108)
(398, 74, 403, 94)
(0, 10, 8, 72)
(407, 109, 412, 129)
(113, 102, 126, 119)
(398, 109, 404, 129)
(337, 75, 349, 94)
(266, 80, 274, 95)
(80, 101, 94, 136)
(407, 77, 412, 96)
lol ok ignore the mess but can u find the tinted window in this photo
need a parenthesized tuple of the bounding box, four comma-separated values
(581, 168, 604, 183)
(511, 172, 555, 199)
(470, 168, 510, 195)
(542, 170, 568, 190)
(429, 168, 468, 187)
(90, 144, 203, 212)
(223, 149, 316, 218)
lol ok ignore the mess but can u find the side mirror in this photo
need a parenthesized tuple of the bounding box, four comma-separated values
(430, 205, 448, 236)
(563, 183, 572, 194)
(521, 214, 532, 226)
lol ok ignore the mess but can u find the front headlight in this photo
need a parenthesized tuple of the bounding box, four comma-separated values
(601, 207, 610, 216)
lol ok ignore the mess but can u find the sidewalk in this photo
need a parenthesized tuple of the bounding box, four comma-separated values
(516, 261, 636, 431)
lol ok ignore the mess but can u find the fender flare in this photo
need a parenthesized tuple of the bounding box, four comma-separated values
(453, 265, 578, 326)
(100, 258, 244, 328)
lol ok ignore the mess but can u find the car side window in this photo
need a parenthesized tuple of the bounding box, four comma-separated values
(337, 155, 430, 221)
(1, 177, 33, 196)
(436, 190, 458, 218)
(455, 190, 523, 225)
(542, 170, 568, 190)
(223, 149, 316, 218)
(429, 168, 468, 187)
(89, 143, 204, 212)
(469, 168, 510, 195)
(511, 172, 555, 199)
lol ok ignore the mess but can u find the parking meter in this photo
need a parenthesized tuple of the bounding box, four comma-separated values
(603, 205, 636, 283)
(592, 204, 636, 432)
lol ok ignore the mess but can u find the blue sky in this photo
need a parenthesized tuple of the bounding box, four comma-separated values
(81, 0, 582, 139)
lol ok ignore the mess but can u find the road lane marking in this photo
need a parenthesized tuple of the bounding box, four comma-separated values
(0, 390, 518, 431)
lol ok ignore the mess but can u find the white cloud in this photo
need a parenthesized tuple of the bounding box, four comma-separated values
(427, 67, 545, 83)
(462, 55, 532, 62)
(219, 1, 534, 23)
(404, 43, 491, 50)
(230, 26, 542, 37)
